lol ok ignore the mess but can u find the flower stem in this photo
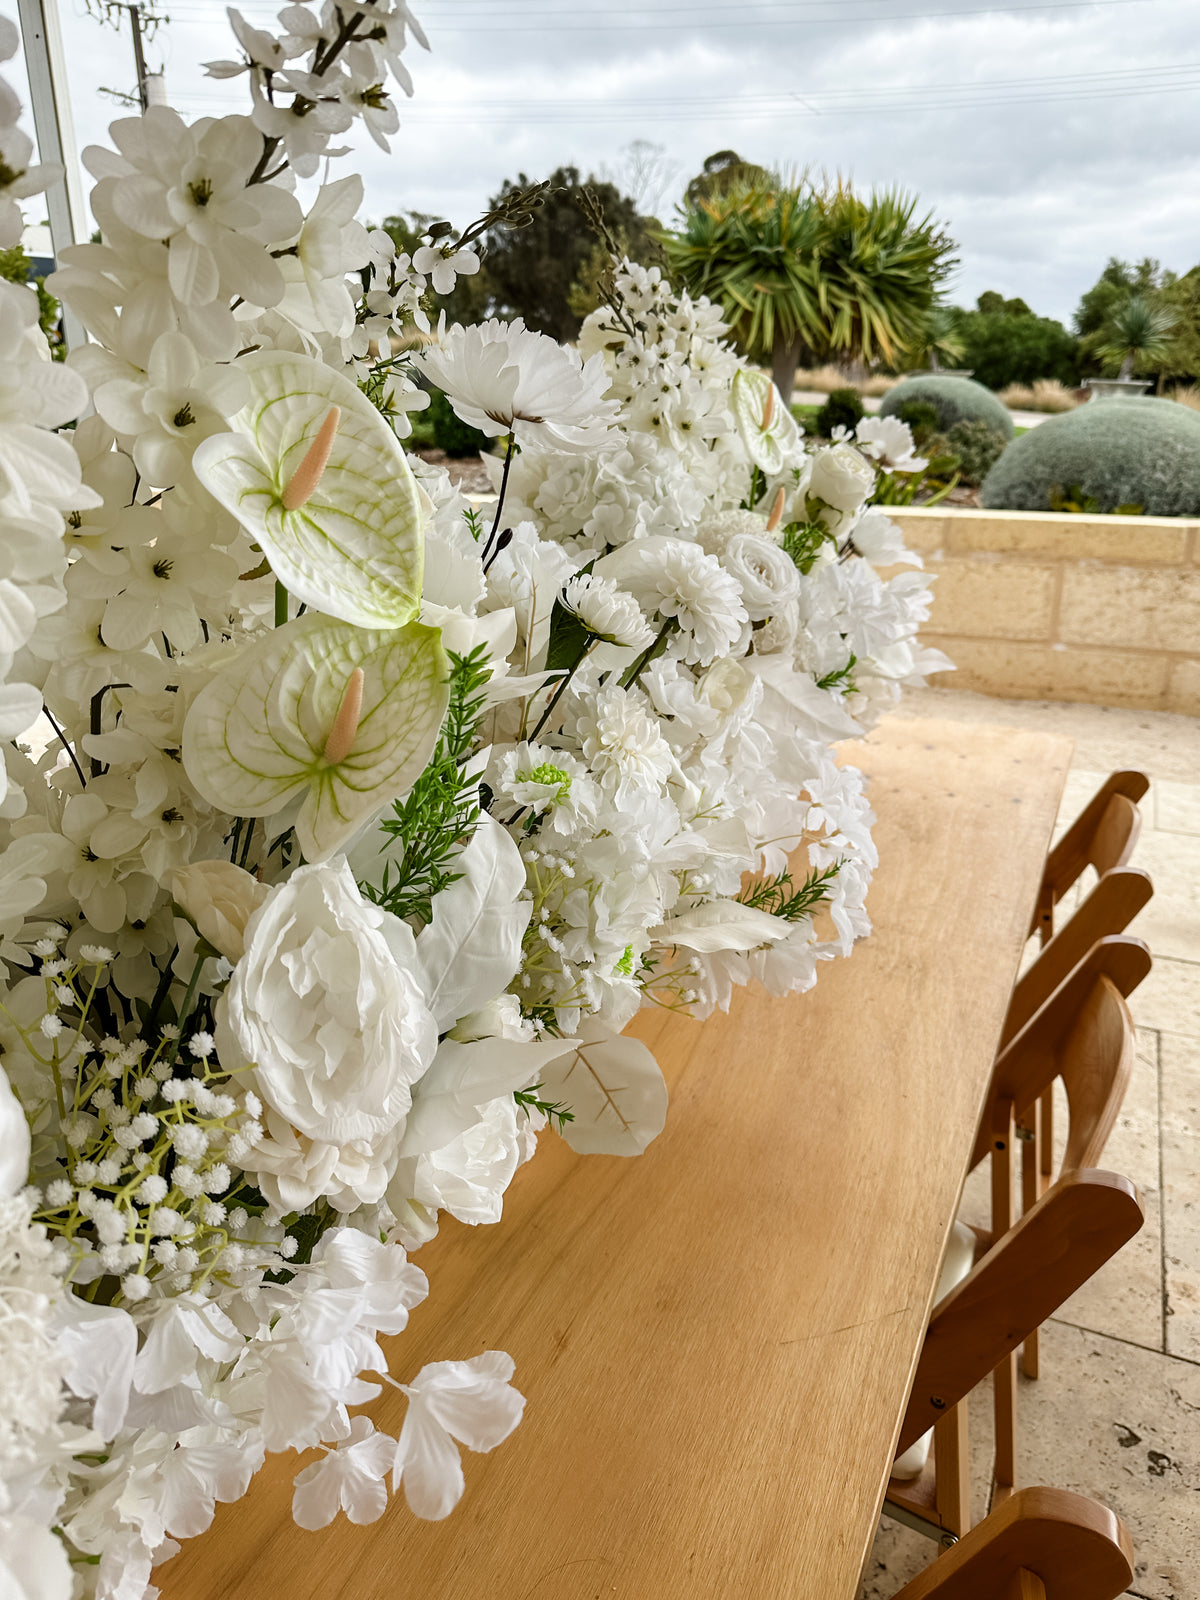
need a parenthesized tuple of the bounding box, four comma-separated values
(481, 433, 516, 572)
(274, 580, 288, 627)
(530, 635, 596, 741)
(618, 618, 678, 690)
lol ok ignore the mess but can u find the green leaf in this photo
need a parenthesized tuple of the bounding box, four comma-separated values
(182, 612, 450, 863)
(193, 350, 425, 630)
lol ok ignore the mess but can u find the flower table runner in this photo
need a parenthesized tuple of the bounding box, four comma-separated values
(158, 713, 1071, 1600)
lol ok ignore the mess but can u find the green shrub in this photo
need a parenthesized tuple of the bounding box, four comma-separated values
(424, 388, 491, 458)
(895, 399, 940, 446)
(981, 398, 1200, 516)
(815, 386, 865, 437)
(880, 375, 1014, 440)
(945, 419, 1008, 485)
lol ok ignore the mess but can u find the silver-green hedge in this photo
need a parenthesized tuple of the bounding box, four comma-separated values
(981, 398, 1200, 516)
(880, 374, 1014, 440)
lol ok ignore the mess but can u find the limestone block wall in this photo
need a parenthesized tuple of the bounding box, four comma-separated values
(887, 506, 1200, 715)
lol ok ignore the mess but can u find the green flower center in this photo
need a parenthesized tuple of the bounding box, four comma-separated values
(614, 945, 635, 976)
(519, 762, 571, 799)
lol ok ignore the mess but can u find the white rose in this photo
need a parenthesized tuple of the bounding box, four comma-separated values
(392, 1095, 523, 1231)
(217, 858, 437, 1213)
(170, 859, 270, 963)
(720, 532, 801, 621)
(808, 442, 875, 514)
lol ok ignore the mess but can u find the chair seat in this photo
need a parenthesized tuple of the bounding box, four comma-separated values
(891, 1221, 977, 1480)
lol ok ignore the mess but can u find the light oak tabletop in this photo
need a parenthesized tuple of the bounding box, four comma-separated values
(159, 713, 1072, 1600)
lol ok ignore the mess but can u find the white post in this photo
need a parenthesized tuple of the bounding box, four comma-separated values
(16, 0, 88, 348)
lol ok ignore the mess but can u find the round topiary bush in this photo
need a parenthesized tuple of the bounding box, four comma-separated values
(816, 386, 865, 437)
(980, 398, 1200, 516)
(880, 375, 1014, 440)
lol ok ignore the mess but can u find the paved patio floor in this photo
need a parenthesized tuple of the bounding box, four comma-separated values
(857, 684, 1200, 1600)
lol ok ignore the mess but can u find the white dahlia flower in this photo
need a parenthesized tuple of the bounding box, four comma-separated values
(560, 573, 654, 649)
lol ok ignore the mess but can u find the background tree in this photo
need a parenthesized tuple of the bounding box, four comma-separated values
(684, 149, 772, 208)
(661, 175, 955, 403)
(481, 164, 657, 342)
(949, 297, 1079, 389)
(1096, 294, 1178, 380)
(898, 304, 965, 373)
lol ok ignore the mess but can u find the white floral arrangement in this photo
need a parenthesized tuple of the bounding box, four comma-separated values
(0, 6, 951, 1596)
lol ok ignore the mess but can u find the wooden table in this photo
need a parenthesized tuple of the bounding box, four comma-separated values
(160, 715, 1072, 1600)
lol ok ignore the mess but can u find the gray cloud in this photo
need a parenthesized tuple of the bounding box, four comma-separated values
(8, 0, 1200, 324)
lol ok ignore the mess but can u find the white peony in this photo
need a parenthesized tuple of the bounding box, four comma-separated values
(719, 533, 801, 621)
(808, 442, 876, 514)
(217, 858, 438, 1213)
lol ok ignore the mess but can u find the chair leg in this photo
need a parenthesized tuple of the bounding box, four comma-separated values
(1001, 1572, 1048, 1600)
(933, 1405, 971, 1538)
(994, 1349, 1019, 1497)
(1021, 1101, 1042, 1380)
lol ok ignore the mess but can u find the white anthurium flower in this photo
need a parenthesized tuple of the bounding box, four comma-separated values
(414, 814, 531, 1033)
(650, 898, 791, 954)
(292, 1416, 397, 1530)
(533, 1019, 668, 1158)
(730, 367, 801, 475)
(193, 350, 425, 629)
(391, 1351, 525, 1520)
(0, 1061, 30, 1195)
(182, 612, 449, 863)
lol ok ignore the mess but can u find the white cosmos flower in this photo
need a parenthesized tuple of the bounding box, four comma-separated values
(560, 572, 654, 649)
(595, 535, 748, 666)
(216, 858, 438, 1213)
(719, 533, 801, 622)
(414, 318, 619, 452)
(855, 415, 927, 473)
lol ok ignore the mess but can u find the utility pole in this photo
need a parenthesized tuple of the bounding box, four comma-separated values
(15, 0, 88, 348)
(128, 2, 149, 110)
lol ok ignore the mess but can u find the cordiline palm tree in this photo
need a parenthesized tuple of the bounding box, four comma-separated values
(659, 182, 823, 402)
(660, 177, 957, 404)
(1097, 295, 1178, 381)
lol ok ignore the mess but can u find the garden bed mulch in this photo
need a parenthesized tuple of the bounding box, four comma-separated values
(412, 448, 495, 497)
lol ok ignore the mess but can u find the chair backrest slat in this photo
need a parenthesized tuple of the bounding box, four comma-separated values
(896, 1170, 1143, 1457)
(1038, 772, 1148, 923)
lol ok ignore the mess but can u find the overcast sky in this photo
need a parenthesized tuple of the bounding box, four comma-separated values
(7, 0, 1200, 325)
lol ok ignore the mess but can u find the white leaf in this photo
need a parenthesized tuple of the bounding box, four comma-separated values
(193, 350, 425, 630)
(415, 815, 531, 1031)
(182, 612, 449, 862)
(536, 1023, 668, 1157)
(650, 898, 790, 954)
(745, 653, 861, 740)
(401, 1033, 581, 1157)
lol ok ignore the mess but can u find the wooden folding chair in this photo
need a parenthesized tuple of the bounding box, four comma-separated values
(885, 1169, 1144, 1543)
(890, 1485, 1134, 1600)
(1017, 770, 1149, 1281)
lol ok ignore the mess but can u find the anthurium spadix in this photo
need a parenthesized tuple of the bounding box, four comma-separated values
(183, 612, 449, 862)
(730, 367, 801, 477)
(192, 350, 424, 629)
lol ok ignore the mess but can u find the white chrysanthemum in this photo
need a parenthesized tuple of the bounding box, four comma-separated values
(560, 573, 653, 649)
(595, 536, 748, 666)
(575, 684, 674, 806)
(414, 318, 619, 452)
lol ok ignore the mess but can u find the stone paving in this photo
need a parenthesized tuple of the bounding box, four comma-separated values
(857, 685, 1200, 1600)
